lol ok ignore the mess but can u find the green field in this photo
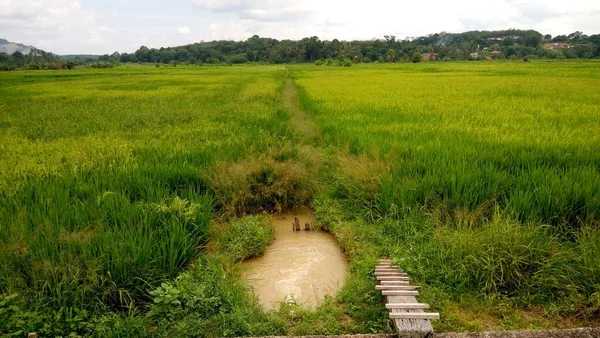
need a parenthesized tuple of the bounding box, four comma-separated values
(1, 61, 599, 336)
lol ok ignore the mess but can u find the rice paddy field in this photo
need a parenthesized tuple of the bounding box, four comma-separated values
(0, 61, 599, 337)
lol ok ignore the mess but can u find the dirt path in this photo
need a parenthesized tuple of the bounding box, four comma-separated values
(283, 72, 321, 143)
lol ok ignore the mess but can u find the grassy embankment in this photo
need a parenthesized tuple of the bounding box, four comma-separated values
(0, 61, 599, 336)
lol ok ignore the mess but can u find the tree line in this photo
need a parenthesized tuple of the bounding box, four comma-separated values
(0, 49, 111, 71)
(117, 29, 600, 65)
(2, 29, 599, 70)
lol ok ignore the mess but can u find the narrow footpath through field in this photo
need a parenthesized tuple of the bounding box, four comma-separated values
(283, 69, 321, 142)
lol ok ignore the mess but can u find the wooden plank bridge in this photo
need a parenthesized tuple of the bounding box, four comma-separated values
(376, 259, 439, 338)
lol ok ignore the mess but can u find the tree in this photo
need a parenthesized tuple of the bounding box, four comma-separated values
(109, 51, 120, 63)
(386, 49, 396, 63)
(524, 32, 542, 47)
(568, 31, 586, 43)
(135, 46, 151, 62)
(411, 52, 423, 63)
(552, 35, 568, 42)
(0, 52, 9, 64)
(12, 51, 25, 67)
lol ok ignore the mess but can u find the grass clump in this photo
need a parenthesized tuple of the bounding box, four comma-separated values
(217, 215, 274, 262)
(209, 148, 319, 218)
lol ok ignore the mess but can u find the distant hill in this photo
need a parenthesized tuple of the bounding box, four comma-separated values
(0, 38, 33, 54)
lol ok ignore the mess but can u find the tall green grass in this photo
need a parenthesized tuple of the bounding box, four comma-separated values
(1, 61, 599, 335)
(293, 61, 600, 322)
(293, 61, 600, 226)
(0, 65, 293, 334)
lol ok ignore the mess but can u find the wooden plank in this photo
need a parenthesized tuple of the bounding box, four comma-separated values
(375, 268, 403, 272)
(386, 303, 430, 310)
(375, 272, 408, 276)
(381, 290, 419, 296)
(294, 217, 301, 231)
(377, 276, 410, 281)
(375, 285, 420, 290)
(381, 281, 410, 285)
(382, 263, 434, 338)
(389, 313, 440, 320)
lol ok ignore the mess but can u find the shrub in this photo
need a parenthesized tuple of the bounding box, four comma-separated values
(218, 215, 274, 262)
(88, 61, 115, 69)
(411, 52, 423, 63)
(315, 60, 323, 66)
(208, 149, 319, 217)
(228, 54, 249, 64)
(337, 58, 352, 67)
(148, 256, 287, 337)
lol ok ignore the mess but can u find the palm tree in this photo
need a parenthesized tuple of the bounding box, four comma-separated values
(387, 49, 396, 63)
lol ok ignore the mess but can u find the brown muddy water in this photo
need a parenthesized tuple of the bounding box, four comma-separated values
(242, 212, 348, 310)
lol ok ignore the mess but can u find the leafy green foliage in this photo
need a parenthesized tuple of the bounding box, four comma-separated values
(149, 256, 287, 337)
(109, 29, 600, 66)
(218, 215, 274, 262)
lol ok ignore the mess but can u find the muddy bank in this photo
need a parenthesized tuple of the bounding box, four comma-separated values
(242, 212, 348, 309)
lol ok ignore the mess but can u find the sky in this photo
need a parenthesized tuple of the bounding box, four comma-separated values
(1, 0, 600, 55)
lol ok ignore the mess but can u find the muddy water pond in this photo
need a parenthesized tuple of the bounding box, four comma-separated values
(242, 212, 348, 310)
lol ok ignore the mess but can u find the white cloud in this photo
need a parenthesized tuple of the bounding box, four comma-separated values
(178, 25, 191, 35)
(1, 0, 599, 54)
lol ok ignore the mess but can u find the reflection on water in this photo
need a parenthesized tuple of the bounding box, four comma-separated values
(242, 212, 348, 310)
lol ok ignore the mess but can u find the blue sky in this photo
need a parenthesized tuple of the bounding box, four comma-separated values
(1, 0, 599, 54)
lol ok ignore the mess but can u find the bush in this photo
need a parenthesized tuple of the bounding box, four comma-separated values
(411, 52, 423, 63)
(148, 256, 287, 337)
(337, 58, 352, 67)
(218, 215, 274, 262)
(208, 149, 319, 217)
(315, 60, 323, 66)
(228, 54, 249, 64)
(0, 64, 16, 71)
(88, 61, 115, 69)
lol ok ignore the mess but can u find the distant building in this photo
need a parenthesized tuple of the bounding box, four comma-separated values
(422, 52, 439, 61)
(491, 50, 501, 56)
(543, 42, 571, 50)
(470, 52, 479, 59)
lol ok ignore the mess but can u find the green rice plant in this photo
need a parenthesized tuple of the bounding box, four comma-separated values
(291, 61, 600, 226)
(298, 61, 600, 323)
(1, 61, 599, 335)
(0, 65, 294, 334)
